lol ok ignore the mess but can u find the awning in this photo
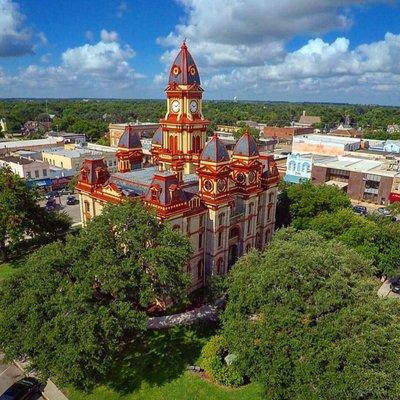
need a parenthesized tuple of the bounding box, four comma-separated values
(389, 193, 400, 203)
(284, 174, 309, 184)
(26, 178, 52, 188)
(325, 180, 348, 189)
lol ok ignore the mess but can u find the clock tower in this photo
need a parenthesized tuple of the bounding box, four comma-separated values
(158, 41, 209, 180)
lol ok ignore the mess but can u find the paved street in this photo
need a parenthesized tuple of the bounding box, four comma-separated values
(39, 193, 81, 226)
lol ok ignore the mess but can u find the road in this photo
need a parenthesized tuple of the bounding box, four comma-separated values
(0, 355, 44, 399)
(40, 193, 81, 225)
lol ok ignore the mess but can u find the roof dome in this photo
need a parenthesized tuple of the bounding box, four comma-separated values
(200, 134, 229, 163)
(168, 41, 201, 86)
(151, 126, 163, 145)
(233, 130, 259, 157)
(118, 126, 142, 149)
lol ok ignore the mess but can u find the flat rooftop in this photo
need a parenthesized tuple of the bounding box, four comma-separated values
(294, 134, 361, 145)
(0, 137, 63, 150)
(0, 155, 34, 165)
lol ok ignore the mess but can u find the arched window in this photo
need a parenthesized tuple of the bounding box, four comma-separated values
(256, 232, 261, 248)
(265, 228, 271, 244)
(197, 260, 204, 280)
(302, 162, 311, 173)
(288, 161, 296, 171)
(229, 227, 240, 239)
(218, 231, 223, 247)
(249, 202, 254, 215)
(269, 192, 274, 203)
(218, 213, 225, 227)
(172, 224, 180, 231)
(217, 258, 224, 275)
(169, 135, 178, 152)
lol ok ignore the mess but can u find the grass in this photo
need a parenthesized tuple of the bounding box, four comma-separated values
(0, 256, 262, 400)
(0, 256, 26, 282)
(66, 324, 262, 400)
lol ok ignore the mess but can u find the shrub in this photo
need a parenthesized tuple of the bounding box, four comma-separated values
(199, 335, 245, 387)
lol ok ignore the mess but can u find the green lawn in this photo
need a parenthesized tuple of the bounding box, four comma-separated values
(0, 257, 26, 282)
(66, 324, 262, 400)
(67, 372, 262, 400)
(0, 258, 262, 400)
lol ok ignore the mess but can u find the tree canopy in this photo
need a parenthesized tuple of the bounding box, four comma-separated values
(0, 201, 192, 388)
(309, 209, 400, 277)
(277, 181, 351, 229)
(0, 166, 71, 261)
(222, 229, 400, 400)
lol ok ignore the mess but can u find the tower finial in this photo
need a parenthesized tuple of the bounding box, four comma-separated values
(181, 38, 187, 49)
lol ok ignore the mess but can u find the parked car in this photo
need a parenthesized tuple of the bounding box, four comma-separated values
(352, 205, 367, 216)
(390, 277, 400, 294)
(377, 207, 391, 216)
(66, 195, 77, 205)
(45, 198, 56, 211)
(0, 377, 41, 400)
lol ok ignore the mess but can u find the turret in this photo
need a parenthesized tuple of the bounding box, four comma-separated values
(116, 125, 143, 172)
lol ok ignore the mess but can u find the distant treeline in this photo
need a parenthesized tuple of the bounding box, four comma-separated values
(1, 99, 399, 141)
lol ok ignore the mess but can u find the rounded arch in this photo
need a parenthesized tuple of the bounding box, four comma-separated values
(265, 228, 271, 244)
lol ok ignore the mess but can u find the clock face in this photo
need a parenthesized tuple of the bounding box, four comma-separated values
(171, 100, 180, 113)
(217, 179, 227, 193)
(203, 180, 213, 192)
(190, 100, 198, 113)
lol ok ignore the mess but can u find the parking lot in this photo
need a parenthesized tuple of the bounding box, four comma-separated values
(40, 193, 81, 226)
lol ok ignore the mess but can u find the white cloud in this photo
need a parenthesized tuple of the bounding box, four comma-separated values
(0, 31, 144, 97)
(155, 0, 399, 104)
(0, 0, 34, 56)
(100, 29, 119, 43)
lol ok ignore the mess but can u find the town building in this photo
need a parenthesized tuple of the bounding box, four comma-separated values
(47, 131, 86, 144)
(76, 42, 280, 290)
(42, 144, 118, 173)
(263, 126, 314, 142)
(294, 111, 321, 128)
(284, 153, 331, 184)
(312, 155, 400, 205)
(0, 137, 64, 156)
(292, 134, 361, 156)
(368, 139, 400, 154)
(0, 155, 52, 189)
(109, 122, 160, 147)
(0, 118, 6, 133)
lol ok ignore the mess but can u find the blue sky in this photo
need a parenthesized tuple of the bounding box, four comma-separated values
(0, 0, 400, 105)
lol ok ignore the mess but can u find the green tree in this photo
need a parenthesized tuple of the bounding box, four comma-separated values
(233, 124, 260, 141)
(222, 229, 400, 400)
(309, 209, 400, 277)
(0, 167, 70, 261)
(0, 201, 192, 388)
(278, 181, 351, 229)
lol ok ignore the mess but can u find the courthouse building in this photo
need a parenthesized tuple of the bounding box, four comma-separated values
(76, 42, 279, 290)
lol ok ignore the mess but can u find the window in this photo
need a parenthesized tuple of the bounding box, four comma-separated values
(218, 231, 223, 247)
(199, 214, 204, 227)
(197, 260, 204, 279)
(61, 162, 64, 168)
(288, 160, 296, 171)
(229, 227, 240, 239)
(26, 171, 31, 179)
(198, 233, 203, 249)
(265, 229, 271, 243)
(187, 218, 191, 234)
(187, 264, 191, 275)
(267, 206, 271, 221)
(246, 243, 251, 253)
(218, 213, 225, 227)
(269, 192, 274, 203)
(249, 203, 254, 215)
(217, 258, 224, 275)
(42, 169, 47, 177)
(247, 219, 251, 234)
(173, 224, 180, 231)
(34, 170, 39, 178)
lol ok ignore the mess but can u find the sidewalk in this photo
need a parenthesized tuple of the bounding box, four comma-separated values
(14, 359, 68, 400)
